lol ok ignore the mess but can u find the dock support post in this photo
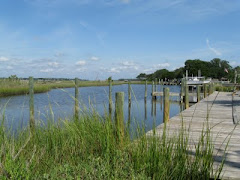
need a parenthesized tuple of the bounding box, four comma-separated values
(163, 87, 170, 122)
(145, 80, 147, 99)
(197, 85, 201, 102)
(29, 76, 35, 132)
(209, 83, 213, 95)
(152, 81, 155, 99)
(181, 78, 184, 102)
(204, 84, 207, 98)
(128, 81, 131, 104)
(155, 78, 157, 92)
(108, 77, 112, 116)
(185, 80, 189, 109)
(75, 78, 79, 120)
(115, 92, 124, 145)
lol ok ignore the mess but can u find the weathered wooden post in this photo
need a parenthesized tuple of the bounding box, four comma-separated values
(128, 81, 131, 104)
(145, 80, 147, 99)
(155, 78, 157, 92)
(75, 78, 79, 120)
(209, 83, 213, 95)
(163, 87, 170, 122)
(152, 81, 154, 99)
(181, 78, 184, 102)
(108, 77, 112, 116)
(204, 84, 207, 98)
(115, 92, 124, 145)
(197, 85, 201, 102)
(29, 76, 35, 131)
(185, 80, 189, 109)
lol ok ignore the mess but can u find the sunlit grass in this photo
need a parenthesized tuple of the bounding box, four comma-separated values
(0, 108, 223, 179)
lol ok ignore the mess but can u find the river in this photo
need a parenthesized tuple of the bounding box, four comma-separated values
(0, 84, 183, 131)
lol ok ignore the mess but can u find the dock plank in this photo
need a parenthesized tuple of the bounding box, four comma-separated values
(146, 91, 240, 179)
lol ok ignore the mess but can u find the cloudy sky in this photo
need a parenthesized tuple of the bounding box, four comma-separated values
(0, 0, 240, 80)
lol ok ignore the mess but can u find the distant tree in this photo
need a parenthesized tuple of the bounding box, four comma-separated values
(136, 58, 235, 82)
(136, 73, 147, 79)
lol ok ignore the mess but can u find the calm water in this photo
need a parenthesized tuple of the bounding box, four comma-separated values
(0, 84, 183, 131)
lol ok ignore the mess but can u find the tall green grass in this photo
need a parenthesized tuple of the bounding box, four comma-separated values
(0, 110, 221, 179)
(0, 79, 133, 97)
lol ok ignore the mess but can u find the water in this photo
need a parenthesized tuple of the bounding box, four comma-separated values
(0, 84, 183, 132)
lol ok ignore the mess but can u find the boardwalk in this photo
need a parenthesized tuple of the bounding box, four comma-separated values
(147, 91, 240, 179)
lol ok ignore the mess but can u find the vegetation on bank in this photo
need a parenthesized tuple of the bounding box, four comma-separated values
(137, 58, 240, 82)
(0, 79, 126, 97)
(0, 111, 223, 179)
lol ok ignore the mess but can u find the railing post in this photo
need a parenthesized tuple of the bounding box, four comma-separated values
(145, 80, 147, 99)
(152, 81, 154, 99)
(128, 81, 131, 105)
(163, 87, 170, 122)
(204, 84, 207, 98)
(155, 78, 157, 92)
(181, 78, 184, 102)
(185, 80, 189, 109)
(197, 85, 201, 102)
(115, 92, 124, 145)
(29, 76, 35, 132)
(209, 83, 213, 95)
(75, 78, 79, 120)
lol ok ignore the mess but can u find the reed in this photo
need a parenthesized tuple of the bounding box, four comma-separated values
(0, 108, 223, 179)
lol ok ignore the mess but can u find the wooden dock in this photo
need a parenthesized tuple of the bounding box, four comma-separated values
(147, 91, 240, 179)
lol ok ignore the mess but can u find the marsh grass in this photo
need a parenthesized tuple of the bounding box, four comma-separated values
(0, 108, 223, 179)
(0, 79, 127, 97)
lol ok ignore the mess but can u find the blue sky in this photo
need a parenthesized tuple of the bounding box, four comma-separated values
(0, 0, 240, 80)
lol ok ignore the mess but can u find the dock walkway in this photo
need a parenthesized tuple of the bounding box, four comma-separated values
(147, 91, 240, 179)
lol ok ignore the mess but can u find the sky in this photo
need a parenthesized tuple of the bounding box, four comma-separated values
(0, 0, 240, 80)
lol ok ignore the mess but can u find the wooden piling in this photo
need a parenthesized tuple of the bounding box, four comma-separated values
(204, 84, 207, 98)
(128, 81, 131, 104)
(115, 92, 124, 145)
(185, 80, 189, 109)
(181, 78, 184, 102)
(29, 76, 35, 131)
(197, 85, 200, 102)
(155, 78, 157, 92)
(152, 81, 154, 99)
(163, 87, 170, 122)
(209, 83, 213, 95)
(75, 78, 79, 120)
(145, 80, 147, 99)
(109, 77, 112, 116)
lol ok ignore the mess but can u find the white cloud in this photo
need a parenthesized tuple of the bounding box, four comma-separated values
(143, 63, 170, 73)
(48, 62, 59, 67)
(109, 68, 120, 73)
(230, 61, 240, 67)
(155, 63, 170, 68)
(76, 67, 87, 72)
(90, 56, 99, 61)
(121, 61, 135, 66)
(0, 56, 9, 62)
(40, 68, 54, 73)
(206, 38, 222, 56)
(75, 60, 86, 66)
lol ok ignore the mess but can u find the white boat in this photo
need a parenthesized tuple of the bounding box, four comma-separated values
(186, 77, 211, 85)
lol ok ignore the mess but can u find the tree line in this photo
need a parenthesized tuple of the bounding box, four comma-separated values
(137, 58, 240, 83)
